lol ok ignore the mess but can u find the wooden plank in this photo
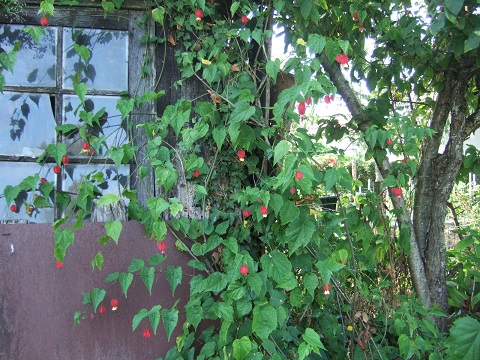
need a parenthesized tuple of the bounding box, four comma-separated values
(128, 10, 156, 207)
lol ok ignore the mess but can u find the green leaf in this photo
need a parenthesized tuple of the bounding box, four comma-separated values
(91, 251, 104, 271)
(162, 307, 179, 341)
(105, 220, 122, 244)
(23, 27, 45, 44)
(252, 303, 277, 339)
(303, 328, 326, 351)
(465, 28, 480, 53)
(446, 317, 480, 360)
(286, 216, 316, 253)
(105, 272, 119, 282)
(3, 185, 20, 205)
(91, 288, 106, 312)
(230, 1, 240, 16)
(280, 200, 300, 225)
(303, 273, 319, 297)
(233, 336, 252, 360)
(445, 0, 464, 16)
(97, 193, 121, 207)
(399, 222, 411, 255)
(148, 253, 166, 266)
(166, 266, 182, 296)
(260, 251, 292, 283)
(212, 127, 227, 149)
(230, 102, 255, 123)
(307, 34, 326, 54)
(152, 6, 165, 25)
(119, 272, 134, 297)
(149, 305, 162, 334)
(44, 143, 67, 166)
(147, 197, 170, 219)
(132, 308, 149, 332)
(140, 266, 155, 295)
(74, 82, 87, 104)
(116, 98, 135, 120)
(128, 258, 145, 273)
(110, 147, 124, 167)
(273, 140, 290, 165)
(266, 59, 281, 82)
(74, 44, 90, 64)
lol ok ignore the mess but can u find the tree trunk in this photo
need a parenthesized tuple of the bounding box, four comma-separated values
(322, 55, 480, 330)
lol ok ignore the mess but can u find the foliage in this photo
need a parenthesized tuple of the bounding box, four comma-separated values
(3, 0, 480, 358)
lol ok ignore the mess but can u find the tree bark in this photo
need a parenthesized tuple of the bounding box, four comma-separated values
(323, 55, 480, 330)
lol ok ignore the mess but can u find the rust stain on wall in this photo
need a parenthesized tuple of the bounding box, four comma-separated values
(0, 221, 195, 359)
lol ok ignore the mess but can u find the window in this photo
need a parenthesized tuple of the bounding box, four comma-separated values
(0, 3, 151, 223)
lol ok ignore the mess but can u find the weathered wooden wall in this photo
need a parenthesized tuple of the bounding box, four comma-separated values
(0, 221, 196, 359)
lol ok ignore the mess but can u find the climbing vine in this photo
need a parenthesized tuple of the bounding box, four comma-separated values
(3, 0, 480, 359)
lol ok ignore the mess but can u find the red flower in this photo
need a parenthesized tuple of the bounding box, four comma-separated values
(237, 149, 245, 161)
(62, 155, 70, 165)
(193, 170, 200, 178)
(157, 240, 167, 254)
(82, 141, 90, 151)
(335, 53, 349, 65)
(353, 12, 359, 21)
(53, 165, 61, 174)
(98, 305, 107, 314)
(260, 205, 268, 217)
(290, 187, 296, 194)
(195, 9, 203, 21)
(298, 101, 306, 116)
(40, 177, 47, 184)
(10, 204, 17, 213)
(240, 265, 249, 276)
(305, 97, 312, 105)
(241, 15, 248, 24)
(56, 261, 63, 268)
(243, 209, 251, 218)
(323, 283, 331, 295)
(386, 139, 393, 146)
(143, 329, 152, 338)
(40, 17, 48, 26)
(324, 95, 331, 104)
(295, 171, 303, 180)
(391, 187, 402, 199)
(111, 298, 119, 311)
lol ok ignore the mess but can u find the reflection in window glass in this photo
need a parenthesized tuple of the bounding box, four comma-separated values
(63, 95, 128, 156)
(1, 25, 57, 87)
(0, 92, 56, 156)
(62, 164, 129, 206)
(0, 162, 55, 223)
(63, 28, 128, 90)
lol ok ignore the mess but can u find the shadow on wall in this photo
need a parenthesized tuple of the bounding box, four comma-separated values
(0, 221, 196, 360)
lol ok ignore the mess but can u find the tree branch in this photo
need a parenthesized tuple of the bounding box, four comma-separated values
(321, 56, 431, 309)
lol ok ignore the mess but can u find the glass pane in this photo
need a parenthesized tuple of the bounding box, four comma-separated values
(63, 28, 128, 91)
(0, 25, 57, 87)
(62, 95, 128, 157)
(62, 164, 129, 206)
(0, 92, 56, 156)
(0, 162, 55, 223)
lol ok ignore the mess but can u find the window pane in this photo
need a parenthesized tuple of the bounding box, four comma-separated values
(62, 95, 128, 156)
(63, 28, 128, 91)
(0, 162, 55, 223)
(0, 25, 57, 87)
(62, 164, 129, 204)
(0, 92, 56, 156)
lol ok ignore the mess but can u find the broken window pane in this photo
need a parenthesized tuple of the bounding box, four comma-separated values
(0, 25, 57, 87)
(61, 164, 129, 214)
(62, 95, 128, 157)
(0, 92, 56, 157)
(63, 28, 128, 91)
(0, 162, 55, 223)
